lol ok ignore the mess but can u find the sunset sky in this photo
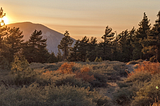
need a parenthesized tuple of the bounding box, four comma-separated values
(1, 0, 160, 41)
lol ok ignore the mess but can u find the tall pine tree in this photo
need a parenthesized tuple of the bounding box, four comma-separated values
(142, 11, 160, 62)
(58, 31, 73, 60)
(5, 27, 24, 62)
(101, 26, 114, 60)
(132, 12, 151, 60)
(23, 30, 49, 63)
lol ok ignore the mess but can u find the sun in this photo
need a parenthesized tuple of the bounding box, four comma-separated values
(1, 16, 9, 25)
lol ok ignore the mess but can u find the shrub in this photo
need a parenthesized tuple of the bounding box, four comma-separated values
(75, 67, 96, 83)
(0, 56, 9, 69)
(53, 75, 91, 88)
(131, 74, 160, 106)
(0, 84, 46, 106)
(0, 84, 111, 106)
(98, 57, 103, 62)
(86, 58, 90, 62)
(46, 85, 111, 106)
(113, 87, 133, 105)
(9, 55, 36, 86)
(128, 61, 160, 77)
(114, 71, 152, 105)
(125, 71, 152, 83)
(57, 62, 75, 74)
(94, 57, 103, 62)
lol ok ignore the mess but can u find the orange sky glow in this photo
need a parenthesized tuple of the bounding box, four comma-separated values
(1, 0, 160, 41)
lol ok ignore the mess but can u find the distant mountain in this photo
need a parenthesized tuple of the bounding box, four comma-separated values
(7, 22, 76, 54)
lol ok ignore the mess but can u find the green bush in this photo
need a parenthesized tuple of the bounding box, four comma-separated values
(46, 85, 111, 106)
(114, 71, 152, 105)
(9, 55, 37, 86)
(131, 74, 160, 106)
(0, 84, 46, 106)
(0, 84, 111, 106)
(0, 56, 9, 69)
(125, 71, 152, 83)
(86, 58, 90, 62)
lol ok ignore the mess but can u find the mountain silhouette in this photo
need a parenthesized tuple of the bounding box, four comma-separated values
(7, 22, 76, 54)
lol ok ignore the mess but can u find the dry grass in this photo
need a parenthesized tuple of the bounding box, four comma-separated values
(128, 61, 160, 77)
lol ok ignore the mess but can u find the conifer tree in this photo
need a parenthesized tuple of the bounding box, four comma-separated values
(132, 13, 151, 60)
(0, 7, 6, 27)
(142, 11, 160, 61)
(77, 36, 89, 61)
(136, 12, 151, 40)
(58, 31, 73, 60)
(57, 48, 63, 62)
(0, 7, 9, 68)
(101, 26, 114, 60)
(86, 37, 98, 61)
(118, 30, 134, 61)
(23, 30, 49, 63)
(47, 52, 58, 63)
(5, 27, 24, 62)
(67, 40, 80, 61)
(0, 8, 7, 53)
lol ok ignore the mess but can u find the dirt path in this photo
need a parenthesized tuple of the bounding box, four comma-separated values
(96, 64, 136, 106)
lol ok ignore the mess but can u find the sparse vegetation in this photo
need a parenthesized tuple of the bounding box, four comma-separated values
(1, 7, 160, 106)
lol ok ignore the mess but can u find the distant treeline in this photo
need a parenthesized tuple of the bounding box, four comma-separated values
(0, 7, 160, 69)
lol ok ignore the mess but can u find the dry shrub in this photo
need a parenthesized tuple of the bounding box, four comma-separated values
(75, 67, 95, 82)
(57, 62, 75, 74)
(128, 61, 160, 77)
(57, 63, 95, 83)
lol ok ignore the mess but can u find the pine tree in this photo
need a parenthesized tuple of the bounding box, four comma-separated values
(67, 40, 80, 61)
(117, 30, 134, 61)
(136, 12, 151, 40)
(0, 7, 6, 27)
(0, 8, 7, 53)
(86, 37, 98, 61)
(23, 30, 49, 63)
(132, 13, 151, 60)
(142, 11, 160, 62)
(5, 27, 24, 62)
(57, 48, 63, 62)
(0, 7, 9, 68)
(47, 52, 58, 63)
(101, 26, 114, 60)
(58, 31, 73, 60)
(77, 36, 89, 62)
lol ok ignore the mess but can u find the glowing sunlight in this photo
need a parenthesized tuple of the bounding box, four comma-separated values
(1, 16, 9, 25)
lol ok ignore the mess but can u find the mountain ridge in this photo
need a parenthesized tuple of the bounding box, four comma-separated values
(7, 22, 76, 54)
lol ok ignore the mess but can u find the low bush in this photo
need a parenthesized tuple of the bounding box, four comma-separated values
(57, 62, 75, 74)
(0, 84, 111, 106)
(114, 71, 152, 105)
(131, 73, 160, 106)
(128, 61, 160, 77)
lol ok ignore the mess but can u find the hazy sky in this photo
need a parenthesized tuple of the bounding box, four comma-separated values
(1, 0, 160, 41)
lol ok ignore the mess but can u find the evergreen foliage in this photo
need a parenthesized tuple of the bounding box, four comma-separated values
(5, 27, 24, 62)
(132, 13, 151, 60)
(58, 31, 73, 60)
(101, 26, 114, 60)
(142, 11, 160, 61)
(23, 30, 49, 63)
(0, 8, 10, 68)
(11, 54, 35, 85)
(47, 52, 58, 63)
(56, 48, 63, 62)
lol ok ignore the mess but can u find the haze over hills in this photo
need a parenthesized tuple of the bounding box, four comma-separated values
(7, 22, 76, 54)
